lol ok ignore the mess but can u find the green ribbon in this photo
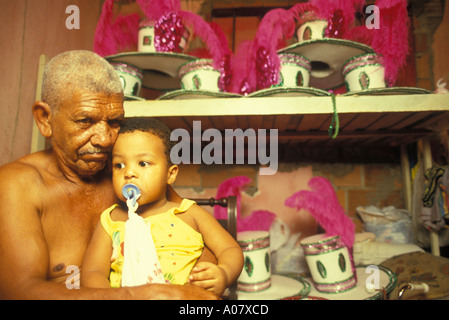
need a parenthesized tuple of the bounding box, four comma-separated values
(328, 94, 339, 139)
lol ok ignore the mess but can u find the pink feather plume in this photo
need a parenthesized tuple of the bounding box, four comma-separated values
(210, 21, 232, 56)
(289, 2, 318, 23)
(370, 0, 410, 86)
(285, 176, 355, 249)
(347, 0, 410, 86)
(238, 210, 277, 233)
(214, 176, 276, 232)
(248, 8, 296, 91)
(178, 10, 227, 68)
(290, 0, 364, 37)
(94, 0, 140, 56)
(231, 41, 256, 94)
(136, 0, 180, 21)
(311, 0, 364, 26)
(214, 176, 252, 221)
(253, 8, 296, 53)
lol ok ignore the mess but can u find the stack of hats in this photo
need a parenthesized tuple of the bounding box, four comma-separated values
(94, 0, 237, 99)
(233, 0, 430, 97)
(93, 0, 431, 100)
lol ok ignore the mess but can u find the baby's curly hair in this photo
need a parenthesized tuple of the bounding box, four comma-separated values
(119, 117, 174, 164)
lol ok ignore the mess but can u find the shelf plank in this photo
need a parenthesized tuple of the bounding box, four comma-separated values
(124, 94, 449, 151)
(124, 94, 449, 117)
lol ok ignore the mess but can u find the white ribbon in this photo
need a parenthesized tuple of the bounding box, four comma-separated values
(121, 196, 166, 287)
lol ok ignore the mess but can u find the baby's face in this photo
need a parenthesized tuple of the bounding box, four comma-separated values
(112, 130, 174, 205)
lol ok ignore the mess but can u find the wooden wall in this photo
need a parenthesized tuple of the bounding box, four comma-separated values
(0, 0, 103, 166)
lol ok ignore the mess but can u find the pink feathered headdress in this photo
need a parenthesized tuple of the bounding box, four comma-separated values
(285, 176, 357, 281)
(229, 8, 296, 95)
(358, 0, 410, 86)
(289, 0, 410, 86)
(94, 0, 141, 56)
(344, 0, 410, 86)
(285, 176, 355, 249)
(248, 8, 296, 92)
(225, 8, 297, 95)
(94, 0, 230, 71)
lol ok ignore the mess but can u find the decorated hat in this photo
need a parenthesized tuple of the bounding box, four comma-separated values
(110, 62, 145, 100)
(346, 0, 411, 87)
(158, 58, 242, 100)
(278, 0, 375, 90)
(248, 52, 331, 97)
(95, 0, 233, 93)
(156, 12, 240, 99)
(232, 8, 330, 97)
(94, 0, 190, 55)
(342, 53, 430, 96)
(95, 0, 190, 90)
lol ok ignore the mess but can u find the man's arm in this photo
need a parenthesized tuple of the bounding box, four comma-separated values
(0, 163, 55, 299)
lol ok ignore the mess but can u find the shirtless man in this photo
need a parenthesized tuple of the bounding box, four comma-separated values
(0, 50, 217, 299)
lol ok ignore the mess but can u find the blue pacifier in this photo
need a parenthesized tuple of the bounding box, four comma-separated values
(122, 183, 141, 207)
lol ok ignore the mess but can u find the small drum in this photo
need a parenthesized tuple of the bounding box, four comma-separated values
(301, 234, 356, 293)
(237, 231, 271, 293)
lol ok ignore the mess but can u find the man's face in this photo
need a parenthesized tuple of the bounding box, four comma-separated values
(50, 90, 124, 178)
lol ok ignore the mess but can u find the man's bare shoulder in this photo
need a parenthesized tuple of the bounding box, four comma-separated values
(0, 152, 49, 190)
(0, 152, 46, 175)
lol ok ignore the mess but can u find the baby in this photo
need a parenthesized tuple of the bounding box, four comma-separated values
(81, 117, 243, 296)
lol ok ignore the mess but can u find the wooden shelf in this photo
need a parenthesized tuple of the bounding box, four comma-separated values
(124, 94, 449, 149)
(125, 94, 449, 117)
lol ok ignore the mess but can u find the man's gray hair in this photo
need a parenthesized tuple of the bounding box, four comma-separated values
(41, 50, 123, 111)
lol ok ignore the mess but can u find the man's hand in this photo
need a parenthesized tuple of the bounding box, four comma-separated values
(125, 282, 220, 300)
(188, 261, 228, 296)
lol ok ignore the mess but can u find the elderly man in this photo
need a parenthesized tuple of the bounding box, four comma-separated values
(0, 50, 217, 299)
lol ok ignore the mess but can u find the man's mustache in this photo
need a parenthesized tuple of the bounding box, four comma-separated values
(78, 148, 110, 156)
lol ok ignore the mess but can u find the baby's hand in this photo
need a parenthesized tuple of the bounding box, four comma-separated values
(188, 261, 227, 296)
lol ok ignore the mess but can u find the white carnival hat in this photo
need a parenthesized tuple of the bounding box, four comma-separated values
(278, 0, 375, 91)
(342, 53, 430, 96)
(248, 52, 330, 97)
(110, 62, 145, 100)
(234, 8, 331, 98)
(98, 0, 234, 93)
(158, 58, 242, 99)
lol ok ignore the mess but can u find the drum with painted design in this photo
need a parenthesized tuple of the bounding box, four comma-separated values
(301, 234, 356, 293)
(237, 231, 271, 293)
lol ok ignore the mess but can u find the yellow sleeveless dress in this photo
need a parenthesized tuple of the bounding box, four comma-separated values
(100, 199, 204, 287)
